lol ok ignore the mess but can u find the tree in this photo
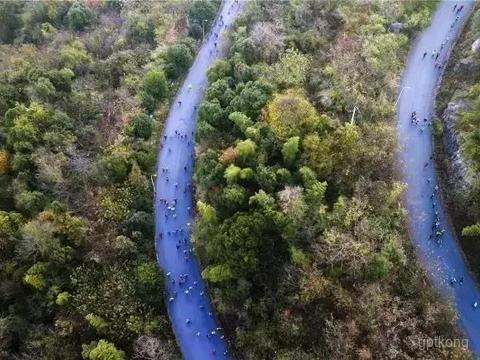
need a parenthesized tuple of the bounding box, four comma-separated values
(15, 191, 46, 216)
(249, 190, 275, 209)
(23, 262, 47, 289)
(56, 291, 71, 306)
(0, 1, 23, 43)
(272, 48, 311, 89)
(282, 136, 300, 167)
(82, 340, 126, 360)
(194, 149, 224, 188)
(6, 102, 75, 154)
(236, 139, 256, 161)
(224, 164, 241, 183)
(221, 185, 247, 212)
(136, 262, 162, 287)
(202, 264, 233, 282)
(277, 186, 307, 224)
(207, 60, 232, 82)
(205, 211, 278, 278)
(229, 111, 253, 134)
(163, 44, 193, 79)
(264, 90, 328, 138)
(17, 2, 50, 43)
(132, 335, 177, 360)
(0, 211, 23, 239)
(255, 165, 277, 193)
(85, 313, 108, 333)
(198, 99, 225, 128)
(67, 1, 93, 31)
(250, 22, 286, 63)
(128, 113, 153, 139)
(60, 40, 91, 71)
(28, 77, 56, 101)
(230, 80, 273, 120)
(188, 0, 216, 39)
(94, 152, 130, 185)
(143, 69, 167, 100)
(206, 78, 235, 108)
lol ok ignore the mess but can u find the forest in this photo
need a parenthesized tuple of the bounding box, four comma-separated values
(0, 0, 475, 359)
(0, 0, 219, 358)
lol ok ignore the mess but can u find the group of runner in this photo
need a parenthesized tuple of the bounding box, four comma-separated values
(154, 3, 243, 357)
(415, 2, 479, 310)
(422, 4, 465, 70)
(157, 105, 229, 356)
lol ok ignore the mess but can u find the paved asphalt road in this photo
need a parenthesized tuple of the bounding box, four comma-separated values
(397, 0, 480, 355)
(154, 1, 243, 359)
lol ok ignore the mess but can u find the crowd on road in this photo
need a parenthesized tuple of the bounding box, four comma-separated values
(407, 3, 479, 309)
(154, 1, 242, 358)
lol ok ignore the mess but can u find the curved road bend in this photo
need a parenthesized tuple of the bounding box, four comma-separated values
(154, 1, 243, 359)
(397, 0, 480, 355)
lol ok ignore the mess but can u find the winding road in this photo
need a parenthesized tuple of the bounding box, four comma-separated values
(397, 0, 480, 355)
(154, 1, 243, 359)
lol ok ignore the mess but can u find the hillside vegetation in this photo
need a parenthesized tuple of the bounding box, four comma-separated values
(0, 0, 219, 358)
(435, 7, 480, 277)
(193, 1, 471, 358)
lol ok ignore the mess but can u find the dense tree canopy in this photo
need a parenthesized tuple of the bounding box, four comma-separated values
(0, 0, 220, 358)
(192, 1, 468, 358)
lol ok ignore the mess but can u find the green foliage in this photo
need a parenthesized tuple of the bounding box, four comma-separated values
(249, 190, 275, 209)
(82, 340, 126, 360)
(229, 111, 253, 134)
(194, 149, 224, 188)
(0, 211, 23, 238)
(230, 80, 273, 119)
(23, 262, 47, 289)
(235, 139, 256, 161)
(290, 246, 309, 268)
(0, 1, 23, 43)
(282, 136, 300, 166)
(204, 211, 283, 279)
(142, 69, 168, 111)
(6, 102, 74, 154)
(60, 40, 91, 70)
(207, 60, 232, 82)
(94, 152, 130, 185)
(163, 43, 194, 79)
(272, 48, 311, 89)
(127, 113, 153, 139)
(85, 313, 108, 333)
(136, 261, 161, 286)
(197, 201, 217, 223)
(224, 164, 241, 183)
(72, 263, 167, 343)
(56, 291, 71, 306)
(264, 90, 329, 139)
(67, 1, 93, 31)
(462, 223, 480, 237)
(202, 264, 233, 282)
(188, 0, 217, 39)
(15, 191, 46, 216)
(0, 1, 184, 357)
